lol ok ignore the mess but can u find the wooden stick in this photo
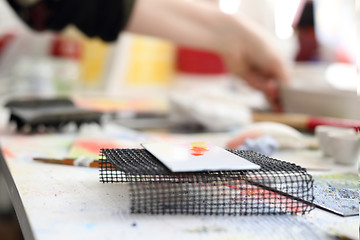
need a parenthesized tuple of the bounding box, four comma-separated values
(33, 157, 100, 168)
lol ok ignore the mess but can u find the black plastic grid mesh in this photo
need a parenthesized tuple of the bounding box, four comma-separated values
(99, 149, 314, 215)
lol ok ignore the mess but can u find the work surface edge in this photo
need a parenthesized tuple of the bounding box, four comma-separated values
(0, 133, 358, 240)
(0, 150, 35, 240)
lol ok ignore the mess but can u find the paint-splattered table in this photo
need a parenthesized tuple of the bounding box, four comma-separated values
(0, 133, 358, 240)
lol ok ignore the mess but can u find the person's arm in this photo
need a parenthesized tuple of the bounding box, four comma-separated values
(7, 0, 135, 42)
(8, 0, 289, 110)
(126, 0, 289, 111)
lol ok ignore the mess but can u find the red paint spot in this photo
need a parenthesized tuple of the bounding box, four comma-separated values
(2, 148, 15, 158)
(76, 140, 119, 154)
(190, 147, 209, 156)
(190, 142, 209, 156)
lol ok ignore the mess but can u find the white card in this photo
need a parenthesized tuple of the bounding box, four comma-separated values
(141, 142, 260, 172)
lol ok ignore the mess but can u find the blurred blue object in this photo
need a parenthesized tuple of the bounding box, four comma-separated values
(237, 135, 279, 156)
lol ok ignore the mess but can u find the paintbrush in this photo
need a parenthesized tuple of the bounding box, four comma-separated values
(252, 112, 360, 132)
(33, 157, 100, 168)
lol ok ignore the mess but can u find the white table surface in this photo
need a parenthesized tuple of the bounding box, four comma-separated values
(0, 131, 358, 240)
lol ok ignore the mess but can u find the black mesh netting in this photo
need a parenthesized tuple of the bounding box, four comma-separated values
(99, 149, 314, 216)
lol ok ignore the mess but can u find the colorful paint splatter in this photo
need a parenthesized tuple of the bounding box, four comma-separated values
(190, 142, 209, 156)
(312, 173, 359, 216)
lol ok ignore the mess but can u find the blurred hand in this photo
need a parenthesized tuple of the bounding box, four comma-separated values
(127, 0, 290, 111)
(217, 15, 290, 111)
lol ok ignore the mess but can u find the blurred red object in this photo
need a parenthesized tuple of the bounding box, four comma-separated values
(50, 35, 82, 60)
(0, 33, 16, 57)
(295, 27, 318, 61)
(176, 47, 227, 74)
(293, 0, 319, 61)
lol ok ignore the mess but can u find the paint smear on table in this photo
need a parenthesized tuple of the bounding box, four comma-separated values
(67, 138, 133, 159)
(0, 134, 74, 161)
(312, 173, 359, 216)
(73, 95, 169, 113)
